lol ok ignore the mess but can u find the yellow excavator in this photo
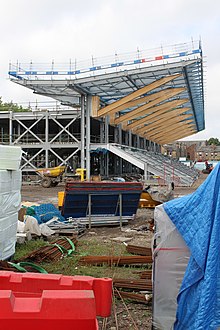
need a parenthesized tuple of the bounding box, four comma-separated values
(36, 166, 86, 188)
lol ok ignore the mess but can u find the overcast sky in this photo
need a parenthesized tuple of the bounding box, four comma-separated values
(1, 0, 219, 140)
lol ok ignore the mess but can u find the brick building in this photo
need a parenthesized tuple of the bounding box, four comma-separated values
(161, 140, 220, 162)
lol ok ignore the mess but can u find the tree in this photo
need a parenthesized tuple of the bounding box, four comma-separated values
(207, 138, 220, 146)
(0, 97, 30, 112)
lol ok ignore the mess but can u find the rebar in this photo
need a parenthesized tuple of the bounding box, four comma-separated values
(126, 244, 152, 256)
(133, 270, 152, 279)
(19, 237, 77, 263)
(114, 290, 152, 304)
(113, 278, 152, 291)
(79, 255, 152, 266)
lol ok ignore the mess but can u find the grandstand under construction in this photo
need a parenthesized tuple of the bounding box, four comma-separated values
(2, 41, 204, 186)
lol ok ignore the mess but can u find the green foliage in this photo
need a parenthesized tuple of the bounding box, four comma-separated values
(207, 137, 220, 146)
(0, 97, 30, 112)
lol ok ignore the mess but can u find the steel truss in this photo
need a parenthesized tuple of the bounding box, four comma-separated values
(0, 107, 159, 180)
(0, 110, 81, 172)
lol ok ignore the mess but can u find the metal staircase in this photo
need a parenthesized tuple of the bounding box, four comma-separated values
(107, 144, 198, 187)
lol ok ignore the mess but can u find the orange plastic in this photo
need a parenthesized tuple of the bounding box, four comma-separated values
(58, 191, 65, 207)
(0, 272, 112, 330)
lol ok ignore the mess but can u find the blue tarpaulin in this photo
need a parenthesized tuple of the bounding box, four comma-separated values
(32, 203, 65, 224)
(164, 162, 220, 329)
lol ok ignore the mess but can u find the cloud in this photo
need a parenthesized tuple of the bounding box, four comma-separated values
(0, 0, 219, 139)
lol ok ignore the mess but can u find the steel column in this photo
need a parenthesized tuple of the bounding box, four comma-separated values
(114, 126, 118, 143)
(9, 112, 13, 145)
(105, 116, 109, 143)
(129, 131, 132, 147)
(45, 111, 49, 167)
(105, 116, 109, 177)
(137, 136, 140, 149)
(118, 125, 123, 174)
(81, 95, 85, 168)
(86, 95, 92, 180)
(100, 120, 105, 143)
(125, 131, 129, 146)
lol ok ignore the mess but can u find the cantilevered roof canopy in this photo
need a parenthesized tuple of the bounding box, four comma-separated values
(9, 41, 204, 144)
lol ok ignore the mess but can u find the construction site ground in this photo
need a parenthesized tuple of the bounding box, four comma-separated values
(20, 173, 207, 329)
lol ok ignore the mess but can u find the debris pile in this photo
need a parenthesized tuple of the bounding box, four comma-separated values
(17, 202, 85, 241)
(139, 189, 162, 209)
(46, 218, 86, 236)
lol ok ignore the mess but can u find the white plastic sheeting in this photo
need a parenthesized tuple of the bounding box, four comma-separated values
(0, 145, 22, 170)
(0, 170, 21, 194)
(152, 204, 190, 330)
(0, 169, 21, 259)
(0, 145, 22, 259)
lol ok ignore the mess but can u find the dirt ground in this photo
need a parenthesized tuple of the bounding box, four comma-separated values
(21, 172, 207, 205)
(21, 174, 207, 246)
(20, 173, 208, 329)
(21, 183, 155, 247)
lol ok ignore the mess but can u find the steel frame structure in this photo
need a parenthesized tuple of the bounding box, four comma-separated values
(6, 41, 204, 180)
(0, 109, 159, 177)
(0, 110, 80, 170)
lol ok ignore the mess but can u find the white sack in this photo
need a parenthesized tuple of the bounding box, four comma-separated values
(24, 215, 41, 236)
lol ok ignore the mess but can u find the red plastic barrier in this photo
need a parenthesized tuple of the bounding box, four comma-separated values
(0, 272, 112, 330)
